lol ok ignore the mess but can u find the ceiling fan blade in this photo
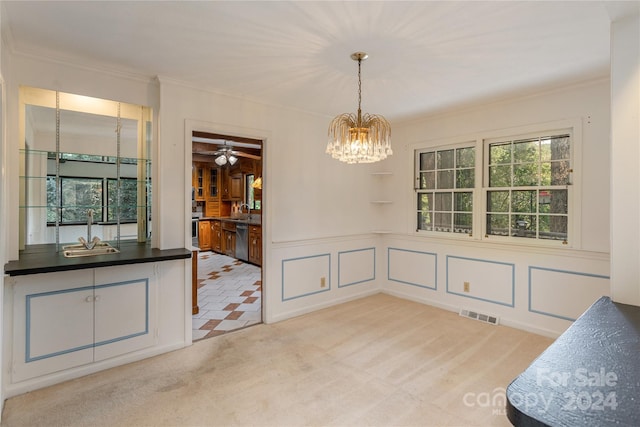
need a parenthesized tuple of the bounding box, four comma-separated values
(194, 150, 260, 160)
(233, 152, 261, 160)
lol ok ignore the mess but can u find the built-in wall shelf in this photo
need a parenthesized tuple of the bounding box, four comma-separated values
(371, 172, 393, 233)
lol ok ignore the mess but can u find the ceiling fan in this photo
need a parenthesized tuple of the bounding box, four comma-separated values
(192, 138, 261, 166)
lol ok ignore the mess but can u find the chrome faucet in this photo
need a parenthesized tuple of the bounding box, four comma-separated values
(78, 209, 100, 250)
(238, 203, 251, 220)
(87, 208, 93, 242)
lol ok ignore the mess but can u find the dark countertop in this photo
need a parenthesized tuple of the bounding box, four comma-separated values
(506, 296, 640, 426)
(4, 241, 192, 277)
(198, 216, 262, 226)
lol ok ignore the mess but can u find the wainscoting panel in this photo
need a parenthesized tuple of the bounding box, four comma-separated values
(338, 248, 375, 288)
(388, 248, 437, 290)
(529, 267, 610, 321)
(282, 254, 331, 301)
(447, 256, 515, 307)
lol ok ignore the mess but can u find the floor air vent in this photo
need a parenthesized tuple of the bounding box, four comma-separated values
(459, 309, 499, 325)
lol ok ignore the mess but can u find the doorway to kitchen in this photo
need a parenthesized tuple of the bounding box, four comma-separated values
(190, 131, 263, 341)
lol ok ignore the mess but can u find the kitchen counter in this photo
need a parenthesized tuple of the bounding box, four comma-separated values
(200, 216, 262, 226)
(4, 241, 192, 277)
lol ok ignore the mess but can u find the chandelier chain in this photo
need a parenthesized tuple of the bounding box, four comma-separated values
(357, 57, 362, 115)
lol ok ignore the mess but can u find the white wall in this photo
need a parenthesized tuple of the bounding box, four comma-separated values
(382, 79, 611, 337)
(158, 79, 384, 323)
(610, 12, 640, 306)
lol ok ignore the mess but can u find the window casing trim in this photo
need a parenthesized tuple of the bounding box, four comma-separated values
(412, 118, 582, 249)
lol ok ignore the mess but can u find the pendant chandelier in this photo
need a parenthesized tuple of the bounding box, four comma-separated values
(326, 52, 392, 164)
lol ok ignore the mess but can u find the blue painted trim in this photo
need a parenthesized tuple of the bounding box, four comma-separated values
(26, 285, 94, 363)
(282, 253, 331, 301)
(528, 266, 610, 321)
(94, 279, 149, 347)
(338, 247, 376, 288)
(387, 247, 437, 290)
(25, 279, 150, 363)
(445, 255, 515, 307)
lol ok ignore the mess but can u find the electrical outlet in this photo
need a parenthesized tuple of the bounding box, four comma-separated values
(320, 277, 326, 288)
(463, 281, 470, 293)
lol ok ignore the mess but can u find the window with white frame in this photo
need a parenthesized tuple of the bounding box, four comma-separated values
(415, 129, 572, 244)
(416, 145, 475, 234)
(485, 133, 571, 242)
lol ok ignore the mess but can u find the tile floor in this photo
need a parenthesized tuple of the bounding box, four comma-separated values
(192, 251, 262, 341)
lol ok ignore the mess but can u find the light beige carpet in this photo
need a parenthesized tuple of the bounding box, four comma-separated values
(1, 294, 552, 426)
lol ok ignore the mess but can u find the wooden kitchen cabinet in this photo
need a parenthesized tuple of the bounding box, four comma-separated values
(192, 163, 206, 201)
(206, 166, 219, 201)
(198, 220, 212, 250)
(229, 173, 243, 200)
(222, 221, 236, 257)
(249, 225, 262, 266)
(212, 220, 222, 253)
(192, 249, 199, 315)
(222, 168, 244, 201)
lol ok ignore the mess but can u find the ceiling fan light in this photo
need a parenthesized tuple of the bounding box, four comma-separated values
(228, 155, 238, 165)
(215, 154, 227, 166)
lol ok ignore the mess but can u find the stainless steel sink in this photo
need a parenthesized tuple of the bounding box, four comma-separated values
(62, 242, 120, 258)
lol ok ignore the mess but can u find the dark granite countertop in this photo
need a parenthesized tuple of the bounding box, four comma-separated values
(198, 216, 262, 226)
(4, 241, 192, 277)
(506, 296, 640, 426)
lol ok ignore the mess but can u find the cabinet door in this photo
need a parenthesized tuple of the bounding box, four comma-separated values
(249, 226, 262, 266)
(223, 230, 236, 257)
(93, 279, 151, 361)
(94, 264, 155, 362)
(194, 163, 205, 201)
(230, 174, 243, 200)
(207, 167, 219, 200)
(11, 270, 95, 382)
(198, 220, 212, 250)
(212, 220, 222, 253)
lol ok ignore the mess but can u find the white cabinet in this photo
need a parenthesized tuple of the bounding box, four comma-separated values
(9, 264, 156, 382)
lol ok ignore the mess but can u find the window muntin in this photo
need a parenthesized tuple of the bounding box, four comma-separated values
(47, 176, 139, 224)
(416, 146, 475, 234)
(486, 134, 570, 242)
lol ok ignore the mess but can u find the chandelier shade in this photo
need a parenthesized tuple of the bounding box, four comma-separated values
(326, 52, 392, 164)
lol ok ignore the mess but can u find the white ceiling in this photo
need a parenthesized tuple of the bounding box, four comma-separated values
(1, 1, 632, 122)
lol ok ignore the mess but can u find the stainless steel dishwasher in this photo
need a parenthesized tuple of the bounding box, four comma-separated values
(235, 223, 249, 262)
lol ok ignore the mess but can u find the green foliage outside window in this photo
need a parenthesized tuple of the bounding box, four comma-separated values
(417, 146, 475, 234)
(416, 132, 571, 243)
(487, 134, 570, 241)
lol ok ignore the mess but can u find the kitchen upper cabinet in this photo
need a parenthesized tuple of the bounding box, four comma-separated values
(230, 173, 243, 200)
(249, 225, 262, 266)
(206, 167, 219, 201)
(193, 162, 220, 202)
(222, 168, 244, 201)
(193, 163, 206, 201)
(212, 220, 222, 253)
(198, 220, 212, 250)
